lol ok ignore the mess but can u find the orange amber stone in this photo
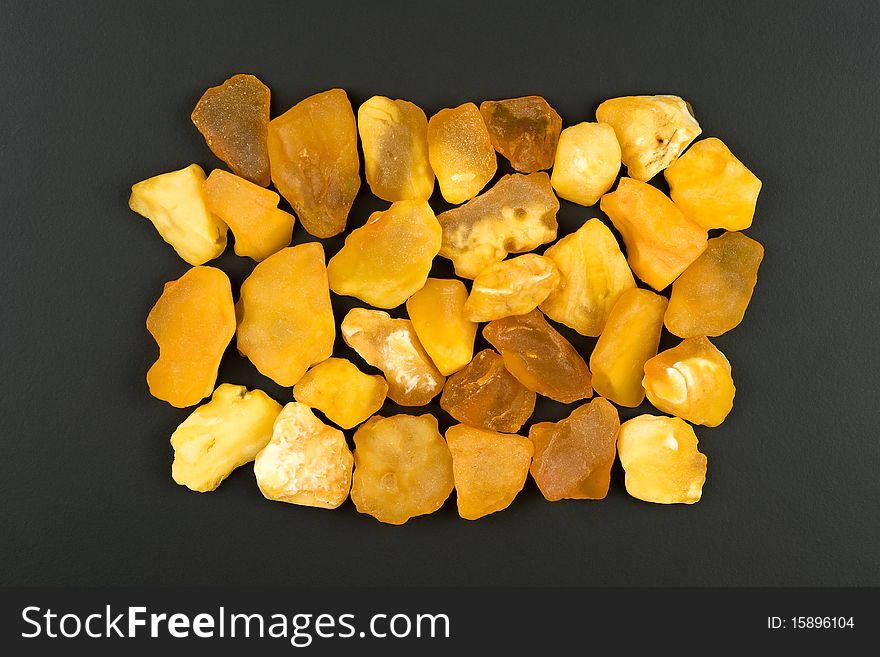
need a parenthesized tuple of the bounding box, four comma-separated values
(464, 254, 560, 322)
(479, 96, 562, 173)
(428, 102, 497, 204)
(292, 358, 388, 430)
(406, 279, 477, 376)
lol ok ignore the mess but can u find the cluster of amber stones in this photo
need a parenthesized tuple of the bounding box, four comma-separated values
(130, 77, 764, 522)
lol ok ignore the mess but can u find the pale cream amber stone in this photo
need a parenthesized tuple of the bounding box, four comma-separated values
(464, 254, 560, 322)
(428, 102, 497, 204)
(617, 415, 707, 504)
(406, 279, 477, 376)
(293, 358, 388, 430)
(550, 122, 621, 206)
(479, 96, 562, 173)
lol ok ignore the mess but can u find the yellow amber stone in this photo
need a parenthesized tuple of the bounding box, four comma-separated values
(428, 102, 497, 204)
(479, 96, 562, 173)
(268, 89, 360, 238)
(293, 358, 388, 430)
(643, 337, 735, 427)
(171, 384, 281, 492)
(464, 254, 560, 322)
(596, 95, 701, 181)
(357, 96, 434, 201)
(665, 231, 764, 338)
(600, 177, 707, 290)
(351, 414, 454, 525)
(129, 164, 227, 266)
(590, 288, 666, 407)
(146, 266, 235, 408)
(617, 415, 707, 504)
(550, 122, 621, 206)
(340, 308, 445, 406)
(406, 279, 477, 375)
(665, 137, 762, 231)
(438, 172, 559, 278)
(446, 424, 534, 520)
(540, 218, 635, 336)
(236, 243, 335, 387)
(327, 200, 441, 309)
(254, 402, 353, 509)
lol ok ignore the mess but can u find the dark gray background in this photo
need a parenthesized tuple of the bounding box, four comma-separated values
(1, 1, 878, 586)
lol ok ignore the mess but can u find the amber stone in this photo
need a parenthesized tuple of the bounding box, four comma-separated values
(293, 358, 388, 430)
(406, 279, 477, 376)
(479, 96, 562, 173)
(428, 102, 497, 204)
(464, 254, 559, 322)
(551, 122, 621, 206)
(268, 88, 360, 238)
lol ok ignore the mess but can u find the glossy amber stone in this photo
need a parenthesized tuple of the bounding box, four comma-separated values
(550, 122, 621, 206)
(428, 102, 497, 204)
(406, 279, 477, 375)
(293, 358, 388, 430)
(479, 96, 562, 173)
(464, 254, 560, 322)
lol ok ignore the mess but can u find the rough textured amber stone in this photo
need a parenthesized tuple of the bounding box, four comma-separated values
(440, 349, 536, 433)
(665, 137, 762, 231)
(540, 218, 635, 336)
(327, 200, 441, 309)
(479, 96, 562, 173)
(358, 96, 434, 201)
(590, 288, 667, 407)
(446, 424, 534, 520)
(484, 310, 592, 403)
(268, 89, 360, 238)
(236, 243, 335, 387)
(171, 384, 281, 492)
(254, 402, 353, 509)
(406, 279, 477, 375)
(428, 102, 497, 204)
(341, 308, 445, 406)
(528, 397, 619, 501)
(203, 169, 294, 261)
(438, 172, 559, 278)
(550, 122, 621, 206)
(464, 254, 560, 322)
(596, 95, 701, 181)
(665, 231, 764, 338)
(617, 415, 707, 504)
(146, 266, 235, 408)
(293, 358, 388, 430)
(129, 164, 227, 266)
(351, 414, 454, 525)
(191, 74, 271, 186)
(643, 337, 735, 427)
(600, 177, 707, 290)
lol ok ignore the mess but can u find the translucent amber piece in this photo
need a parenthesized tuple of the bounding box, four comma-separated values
(203, 169, 294, 261)
(236, 243, 335, 387)
(665, 232, 764, 338)
(268, 88, 360, 238)
(428, 102, 497, 204)
(254, 402, 353, 509)
(191, 74, 271, 186)
(643, 337, 735, 427)
(351, 414, 454, 525)
(483, 309, 592, 403)
(479, 96, 562, 173)
(617, 415, 707, 504)
(171, 384, 281, 492)
(600, 177, 707, 290)
(596, 95, 701, 181)
(446, 424, 534, 520)
(406, 279, 477, 375)
(438, 172, 559, 278)
(293, 358, 388, 430)
(341, 308, 444, 406)
(464, 254, 560, 322)
(665, 137, 762, 231)
(540, 218, 635, 336)
(327, 200, 441, 309)
(589, 288, 666, 407)
(129, 164, 227, 266)
(550, 122, 621, 206)
(357, 96, 433, 201)
(528, 397, 619, 501)
(440, 349, 535, 433)
(146, 266, 235, 408)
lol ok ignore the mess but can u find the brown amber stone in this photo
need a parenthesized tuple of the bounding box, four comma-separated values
(236, 243, 335, 387)
(446, 424, 534, 520)
(440, 349, 536, 433)
(428, 103, 497, 204)
(528, 397, 619, 501)
(479, 96, 562, 173)
(551, 122, 621, 206)
(665, 231, 764, 338)
(268, 89, 360, 238)
(191, 74, 271, 186)
(464, 254, 560, 322)
(146, 266, 235, 408)
(293, 358, 388, 430)
(406, 279, 477, 376)
(351, 414, 454, 525)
